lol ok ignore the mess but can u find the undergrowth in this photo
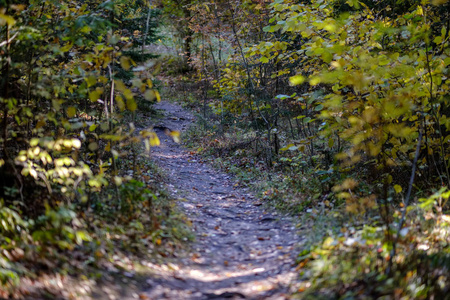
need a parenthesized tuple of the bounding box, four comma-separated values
(173, 76, 450, 299)
(0, 115, 193, 299)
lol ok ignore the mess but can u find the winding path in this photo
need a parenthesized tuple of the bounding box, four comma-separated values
(142, 101, 303, 299)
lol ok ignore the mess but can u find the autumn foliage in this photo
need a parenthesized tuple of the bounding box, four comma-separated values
(180, 0, 450, 298)
(2, 0, 450, 297)
(0, 0, 174, 295)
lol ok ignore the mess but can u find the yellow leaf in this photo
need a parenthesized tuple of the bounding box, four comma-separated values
(289, 75, 305, 86)
(147, 79, 153, 88)
(0, 13, 16, 26)
(67, 107, 76, 118)
(416, 6, 424, 15)
(144, 90, 156, 101)
(72, 139, 81, 149)
(342, 178, 358, 190)
(168, 130, 180, 143)
(155, 90, 161, 102)
(98, 76, 108, 84)
(115, 80, 127, 92)
(120, 56, 131, 70)
(387, 175, 393, 184)
(86, 76, 97, 88)
(114, 176, 122, 185)
(127, 97, 137, 112)
(149, 132, 160, 146)
(123, 88, 133, 101)
(322, 237, 334, 249)
(29, 169, 37, 179)
(89, 88, 103, 102)
(309, 76, 321, 86)
(88, 142, 98, 151)
(394, 184, 402, 194)
(152, 62, 162, 75)
(105, 142, 111, 152)
(115, 95, 125, 111)
(10, 5, 26, 11)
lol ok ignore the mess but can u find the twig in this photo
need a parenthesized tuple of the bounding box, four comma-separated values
(387, 126, 423, 274)
(0, 32, 18, 48)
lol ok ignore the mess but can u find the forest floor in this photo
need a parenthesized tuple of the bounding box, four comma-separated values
(135, 100, 304, 299)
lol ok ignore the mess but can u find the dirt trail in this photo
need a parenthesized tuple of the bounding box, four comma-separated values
(142, 101, 303, 299)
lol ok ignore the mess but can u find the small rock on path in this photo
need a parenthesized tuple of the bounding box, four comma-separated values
(142, 101, 303, 300)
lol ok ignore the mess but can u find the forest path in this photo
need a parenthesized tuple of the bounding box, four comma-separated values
(142, 101, 303, 299)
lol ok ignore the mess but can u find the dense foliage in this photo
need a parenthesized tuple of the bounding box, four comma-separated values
(0, 0, 186, 297)
(174, 0, 450, 298)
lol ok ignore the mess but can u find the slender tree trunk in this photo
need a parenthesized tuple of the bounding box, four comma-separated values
(1, 21, 11, 159)
(142, 2, 153, 54)
(182, 6, 193, 67)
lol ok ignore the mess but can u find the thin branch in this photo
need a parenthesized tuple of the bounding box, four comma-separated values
(388, 126, 423, 274)
(0, 32, 18, 48)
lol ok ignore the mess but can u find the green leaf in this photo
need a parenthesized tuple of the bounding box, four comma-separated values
(85, 76, 97, 88)
(434, 36, 443, 44)
(89, 124, 98, 132)
(89, 88, 103, 102)
(328, 138, 334, 148)
(61, 42, 73, 53)
(444, 57, 450, 66)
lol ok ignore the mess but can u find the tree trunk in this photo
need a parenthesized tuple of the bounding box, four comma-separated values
(182, 6, 193, 68)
